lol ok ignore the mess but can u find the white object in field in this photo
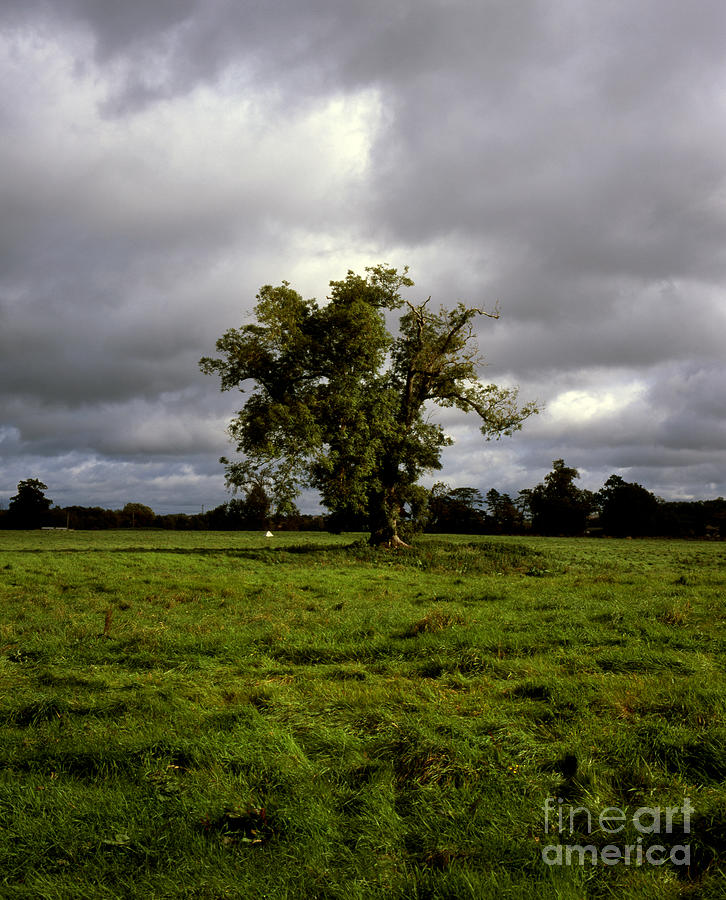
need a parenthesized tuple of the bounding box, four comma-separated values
(265, 531, 274, 537)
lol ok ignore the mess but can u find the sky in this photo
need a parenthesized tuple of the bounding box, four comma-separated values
(1, 0, 725, 515)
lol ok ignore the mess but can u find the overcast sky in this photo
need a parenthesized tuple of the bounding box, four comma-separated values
(2, 0, 725, 515)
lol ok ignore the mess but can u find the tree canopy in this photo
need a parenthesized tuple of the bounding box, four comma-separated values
(485, 488, 525, 534)
(200, 265, 538, 546)
(122, 503, 155, 527)
(524, 459, 595, 535)
(8, 478, 52, 529)
(428, 484, 487, 533)
(597, 475, 659, 536)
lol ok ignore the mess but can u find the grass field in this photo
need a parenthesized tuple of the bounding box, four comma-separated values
(0, 530, 724, 899)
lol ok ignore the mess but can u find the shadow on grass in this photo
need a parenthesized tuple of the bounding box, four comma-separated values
(5, 538, 546, 574)
(6, 739, 207, 779)
(4, 544, 339, 558)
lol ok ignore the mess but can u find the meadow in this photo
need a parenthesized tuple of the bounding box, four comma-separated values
(0, 530, 724, 899)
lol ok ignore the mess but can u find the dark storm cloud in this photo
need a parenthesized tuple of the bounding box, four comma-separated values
(1, 0, 725, 510)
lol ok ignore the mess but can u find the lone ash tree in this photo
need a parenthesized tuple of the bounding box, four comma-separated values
(201, 266, 538, 547)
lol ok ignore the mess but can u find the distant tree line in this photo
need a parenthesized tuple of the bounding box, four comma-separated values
(0, 479, 327, 533)
(426, 460, 725, 539)
(1, 465, 724, 538)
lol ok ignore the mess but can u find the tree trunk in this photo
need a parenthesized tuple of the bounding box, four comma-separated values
(367, 489, 411, 548)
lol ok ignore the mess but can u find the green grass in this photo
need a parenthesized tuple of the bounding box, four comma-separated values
(0, 531, 724, 898)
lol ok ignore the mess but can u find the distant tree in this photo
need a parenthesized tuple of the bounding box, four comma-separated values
(154, 513, 197, 531)
(201, 265, 538, 547)
(8, 479, 53, 528)
(654, 497, 726, 538)
(122, 503, 155, 528)
(203, 484, 274, 532)
(241, 483, 272, 529)
(526, 460, 594, 536)
(597, 475, 659, 536)
(704, 497, 726, 539)
(325, 507, 369, 534)
(485, 488, 524, 534)
(204, 503, 232, 530)
(428, 484, 487, 533)
(225, 485, 272, 530)
(516, 489, 533, 528)
(219, 499, 247, 529)
(217, 459, 300, 529)
(62, 506, 122, 529)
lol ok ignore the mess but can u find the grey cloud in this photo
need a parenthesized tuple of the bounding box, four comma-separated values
(1, 0, 725, 511)
(4, 1, 562, 114)
(0, 388, 228, 456)
(482, 285, 726, 377)
(0, 451, 228, 514)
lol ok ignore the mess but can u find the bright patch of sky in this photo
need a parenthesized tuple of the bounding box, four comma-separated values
(548, 383, 644, 425)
